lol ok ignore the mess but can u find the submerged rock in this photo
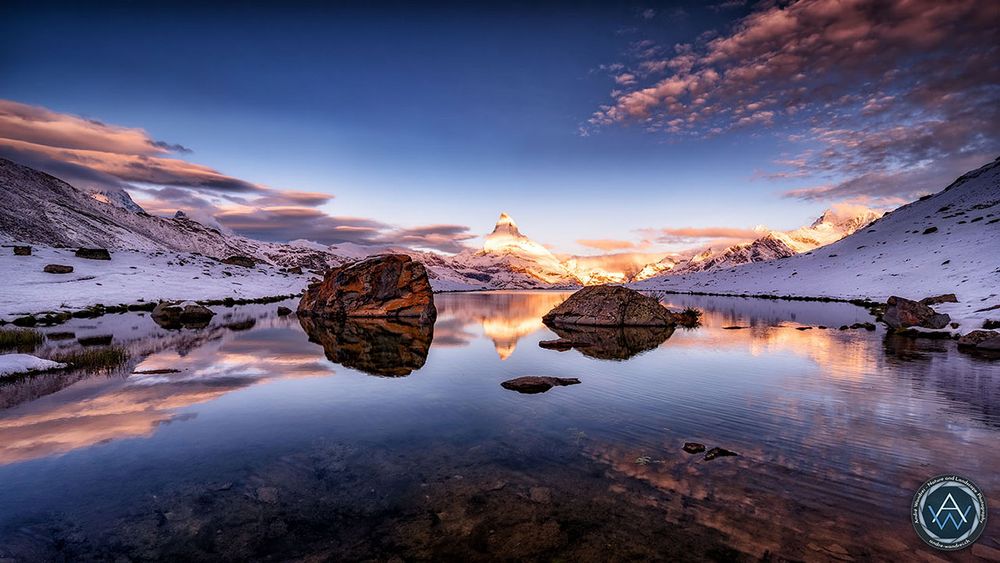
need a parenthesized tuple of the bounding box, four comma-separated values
(882, 296, 950, 330)
(75, 248, 111, 260)
(538, 338, 575, 351)
(299, 315, 433, 377)
(151, 301, 216, 329)
(298, 254, 436, 323)
(43, 264, 73, 274)
(542, 285, 675, 327)
(500, 376, 581, 394)
(704, 447, 739, 461)
(683, 442, 706, 454)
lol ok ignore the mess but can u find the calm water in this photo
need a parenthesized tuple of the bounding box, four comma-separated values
(0, 291, 997, 561)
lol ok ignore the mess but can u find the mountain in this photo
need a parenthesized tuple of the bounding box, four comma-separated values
(654, 204, 884, 277)
(444, 213, 579, 289)
(633, 157, 1000, 311)
(0, 157, 341, 270)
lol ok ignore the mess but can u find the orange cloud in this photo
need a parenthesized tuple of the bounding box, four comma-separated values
(577, 238, 638, 251)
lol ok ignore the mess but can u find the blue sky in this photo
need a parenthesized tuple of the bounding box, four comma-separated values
(1, 1, 996, 254)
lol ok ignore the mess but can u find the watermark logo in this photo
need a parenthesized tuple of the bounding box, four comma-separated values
(912, 474, 987, 551)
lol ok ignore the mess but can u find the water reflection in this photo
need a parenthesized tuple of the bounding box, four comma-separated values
(298, 316, 433, 377)
(0, 293, 996, 562)
(544, 324, 675, 360)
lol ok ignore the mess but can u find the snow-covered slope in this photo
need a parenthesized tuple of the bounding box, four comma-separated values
(0, 158, 341, 270)
(634, 157, 1000, 317)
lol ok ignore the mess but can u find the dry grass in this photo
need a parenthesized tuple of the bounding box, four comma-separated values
(0, 328, 44, 351)
(49, 346, 129, 373)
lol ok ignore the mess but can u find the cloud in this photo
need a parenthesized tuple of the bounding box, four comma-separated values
(588, 0, 1000, 200)
(655, 226, 759, 240)
(0, 99, 476, 253)
(577, 238, 638, 251)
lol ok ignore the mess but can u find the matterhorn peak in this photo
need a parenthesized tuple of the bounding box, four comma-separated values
(491, 212, 522, 237)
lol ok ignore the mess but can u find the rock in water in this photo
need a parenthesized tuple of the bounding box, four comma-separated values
(276, 306, 293, 316)
(43, 264, 73, 274)
(542, 285, 675, 327)
(75, 248, 111, 260)
(151, 301, 216, 329)
(500, 376, 581, 394)
(13, 245, 31, 256)
(957, 329, 1000, 352)
(298, 254, 436, 323)
(683, 442, 706, 454)
(538, 338, 576, 351)
(882, 296, 950, 329)
(704, 447, 739, 461)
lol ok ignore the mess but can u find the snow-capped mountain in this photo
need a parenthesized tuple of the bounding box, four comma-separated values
(633, 156, 1000, 310)
(0, 157, 341, 270)
(443, 213, 579, 289)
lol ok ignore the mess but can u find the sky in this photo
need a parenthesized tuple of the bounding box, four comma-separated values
(1, 0, 997, 256)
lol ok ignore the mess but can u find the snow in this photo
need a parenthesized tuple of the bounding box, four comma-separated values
(0, 246, 309, 320)
(634, 157, 1000, 332)
(0, 354, 66, 377)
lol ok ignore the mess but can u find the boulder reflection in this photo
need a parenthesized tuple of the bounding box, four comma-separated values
(544, 323, 674, 360)
(299, 316, 433, 377)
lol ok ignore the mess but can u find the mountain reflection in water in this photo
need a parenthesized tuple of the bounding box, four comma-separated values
(0, 292, 996, 562)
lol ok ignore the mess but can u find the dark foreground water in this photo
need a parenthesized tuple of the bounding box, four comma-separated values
(0, 292, 997, 561)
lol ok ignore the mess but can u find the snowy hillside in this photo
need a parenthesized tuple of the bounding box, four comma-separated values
(634, 157, 1000, 317)
(0, 158, 341, 270)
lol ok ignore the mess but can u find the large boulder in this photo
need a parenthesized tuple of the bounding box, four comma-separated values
(298, 254, 436, 323)
(542, 285, 675, 327)
(75, 248, 111, 260)
(151, 301, 216, 329)
(882, 296, 950, 329)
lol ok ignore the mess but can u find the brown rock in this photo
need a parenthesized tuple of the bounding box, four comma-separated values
(151, 301, 216, 329)
(298, 254, 436, 323)
(13, 245, 31, 256)
(222, 255, 255, 268)
(704, 447, 739, 461)
(957, 329, 999, 348)
(43, 264, 73, 274)
(75, 248, 111, 260)
(919, 293, 958, 305)
(286, 266, 303, 275)
(500, 376, 581, 394)
(683, 442, 706, 454)
(882, 296, 950, 329)
(542, 285, 675, 327)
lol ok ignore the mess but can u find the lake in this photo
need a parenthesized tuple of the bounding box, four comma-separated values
(0, 291, 997, 561)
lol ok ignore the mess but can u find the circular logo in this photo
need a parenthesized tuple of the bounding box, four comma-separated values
(912, 474, 987, 551)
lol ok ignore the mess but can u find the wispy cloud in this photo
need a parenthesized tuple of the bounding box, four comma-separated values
(587, 0, 1000, 201)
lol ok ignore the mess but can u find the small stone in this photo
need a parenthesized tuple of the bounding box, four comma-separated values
(683, 442, 706, 454)
(704, 447, 739, 461)
(500, 376, 581, 394)
(43, 264, 73, 274)
(75, 248, 111, 260)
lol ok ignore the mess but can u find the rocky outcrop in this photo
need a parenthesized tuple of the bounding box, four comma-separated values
(43, 264, 73, 274)
(920, 294, 958, 306)
(75, 248, 111, 260)
(542, 285, 675, 327)
(223, 255, 255, 268)
(299, 316, 433, 377)
(500, 376, 581, 394)
(882, 296, 950, 330)
(151, 301, 216, 329)
(298, 254, 436, 323)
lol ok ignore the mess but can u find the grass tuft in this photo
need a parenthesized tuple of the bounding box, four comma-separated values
(0, 328, 44, 352)
(49, 346, 129, 373)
